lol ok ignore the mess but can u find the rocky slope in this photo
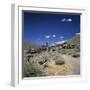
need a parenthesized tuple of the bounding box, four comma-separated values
(23, 34, 80, 77)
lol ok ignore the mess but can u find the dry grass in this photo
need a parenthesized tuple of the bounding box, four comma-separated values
(24, 49, 80, 77)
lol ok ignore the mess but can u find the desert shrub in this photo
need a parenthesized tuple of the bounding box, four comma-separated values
(55, 60, 65, 65)
(68, 52, 72, 55)
(38, 60, 45, 65)
(38, 58, 48, 65)
(75, 45, 80, 52)
(58, 49, 67, 54)
(72, 53, 80, 58)
(24, 61, 47, 77)
(43, 62, 48, 68)
(52, 49, 56, 52)
(43, 64, 48, 68)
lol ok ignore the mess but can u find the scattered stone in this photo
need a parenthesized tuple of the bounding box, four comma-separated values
(72, 53, 80, 58)
(55, 60, 65, 65)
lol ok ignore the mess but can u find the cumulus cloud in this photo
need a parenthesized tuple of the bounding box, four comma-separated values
(45, 35, 50, 39)
(76, 33, 80, 35)
(61, 18, 72, 22)
(67, 18, 72, 22)
(52, 34, 56, 38)
(61, 18, 66, 22)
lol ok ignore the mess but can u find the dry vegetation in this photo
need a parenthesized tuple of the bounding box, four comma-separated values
(24, 35, 80, 77)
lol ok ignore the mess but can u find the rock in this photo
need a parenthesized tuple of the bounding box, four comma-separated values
(55, 60, 65, 65)
(72, 53, 80, 58)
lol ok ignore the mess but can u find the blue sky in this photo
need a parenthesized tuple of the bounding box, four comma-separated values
(24, 11, 80, 45)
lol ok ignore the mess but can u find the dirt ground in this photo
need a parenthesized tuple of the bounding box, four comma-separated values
(47, 54, 80, 76)
(62, 55, 80, 75)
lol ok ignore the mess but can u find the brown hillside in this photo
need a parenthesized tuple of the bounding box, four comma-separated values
(24, 42, 41, 50)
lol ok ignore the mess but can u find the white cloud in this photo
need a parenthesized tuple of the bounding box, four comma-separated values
(76, 33, 80, 35)
(61, 18, 66, 22)
(45, 35, 50, 39)
(67, 18, 72, 22)
(52, 34, 56, 38)
(61, 18, 72, 22)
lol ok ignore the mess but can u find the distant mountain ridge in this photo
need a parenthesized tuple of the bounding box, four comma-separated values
(24, 42, 41, 50)
(66, 34, 80, 46)
(24, 34, 80, 50)
(49, 40, 66, 47)
(49, 34, 80, 47)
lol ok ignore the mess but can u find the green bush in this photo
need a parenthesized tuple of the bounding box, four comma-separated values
(24, 61, 47, 77)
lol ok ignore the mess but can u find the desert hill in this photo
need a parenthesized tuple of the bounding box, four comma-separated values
(24, 42, 41, 50)
(24, 34, 80, 77)
(66, 35, 80, 46)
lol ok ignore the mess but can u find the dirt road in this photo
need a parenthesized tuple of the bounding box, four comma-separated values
(62, 55, 80, 75)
